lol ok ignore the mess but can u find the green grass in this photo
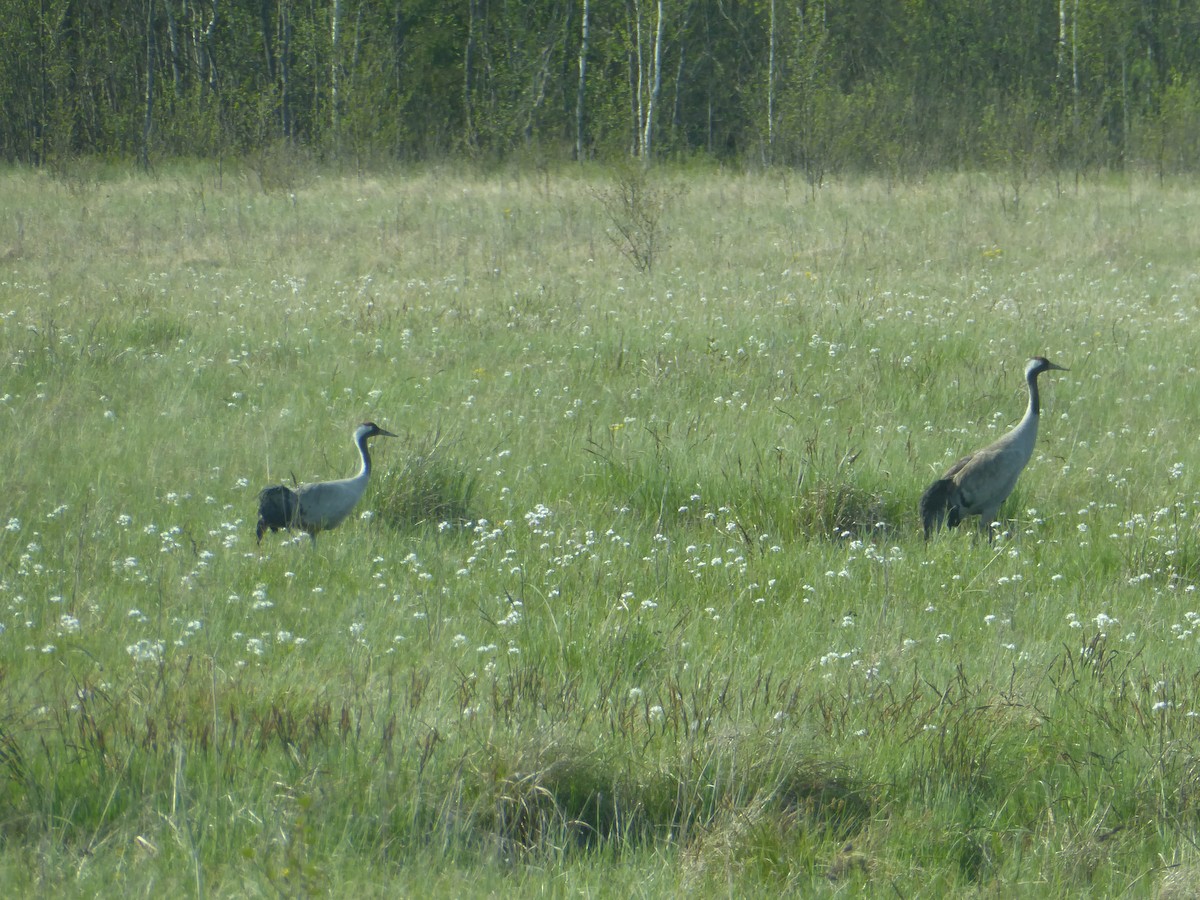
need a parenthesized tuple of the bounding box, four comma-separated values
(3, 161, 1200, 895)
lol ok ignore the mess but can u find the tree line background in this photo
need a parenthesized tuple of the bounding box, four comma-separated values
(2, 0, 1199, 178)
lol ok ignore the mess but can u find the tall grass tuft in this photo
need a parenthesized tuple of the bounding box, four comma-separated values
(373, 432, 479, 530)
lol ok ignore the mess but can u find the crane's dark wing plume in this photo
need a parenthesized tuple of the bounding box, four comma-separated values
(256, 484, 299, 543)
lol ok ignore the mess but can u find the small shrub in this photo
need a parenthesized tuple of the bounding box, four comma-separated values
(593, 163, 681, 273)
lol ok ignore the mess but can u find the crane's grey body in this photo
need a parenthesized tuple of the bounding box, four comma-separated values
(920, 357, 1066, 539)
(256, 421, 396, 544)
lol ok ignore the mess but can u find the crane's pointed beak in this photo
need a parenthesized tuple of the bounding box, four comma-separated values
(378, 427, 398, 438)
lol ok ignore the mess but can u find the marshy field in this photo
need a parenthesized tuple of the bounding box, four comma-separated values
(3, 162, 1200, 896)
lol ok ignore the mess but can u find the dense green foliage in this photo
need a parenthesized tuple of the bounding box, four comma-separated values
(4, 163, 1200, 893)
(4, 0, 1200, 174)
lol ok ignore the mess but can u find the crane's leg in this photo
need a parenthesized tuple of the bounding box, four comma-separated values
(978, 508, 1000, 542)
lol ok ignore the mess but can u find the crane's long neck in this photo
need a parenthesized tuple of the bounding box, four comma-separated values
(1009, 368, 1042, 451)
(1026, 368, 1043, 419)
(353, 432, 373, 482)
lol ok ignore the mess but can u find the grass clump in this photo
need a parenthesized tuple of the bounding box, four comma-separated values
(373, 432, 479, 530)
(681, 746, 876, 892)
(462, 737, 655, 855)
(795, 480, 895, 540)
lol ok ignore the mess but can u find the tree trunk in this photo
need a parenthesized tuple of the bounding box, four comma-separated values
(330, 0, 344, 145)
(141, 0, 155, 170)
(766, 0, 775, 162)
(575, 0, 589, 160)
(672, 32, 685, 128)
(633, 0, 644, 156)
(1070, 0, 1079, 132)
(164, 0, 183, 95)
(641, 0, 663, 159)
(279, 1, 292, 138)
(200, 0, 219, 95)
(464, 0, 477, 148)
(671, 1, 692, 133)
(259, 0, 275, 81)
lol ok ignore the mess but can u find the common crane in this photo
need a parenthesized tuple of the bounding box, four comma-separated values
(919, 357, 1067, 539)
(256, 421, 396, 544)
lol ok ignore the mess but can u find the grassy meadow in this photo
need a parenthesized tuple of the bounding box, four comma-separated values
(4, 161, 1200, 896)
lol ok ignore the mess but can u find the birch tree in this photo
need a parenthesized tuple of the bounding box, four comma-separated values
(575, 0, 590, 159)
(142, 0, 156, 169)
(765, 0, 775, 162)
(331, 0, 345, 142)
(641, 0, 664, 158)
